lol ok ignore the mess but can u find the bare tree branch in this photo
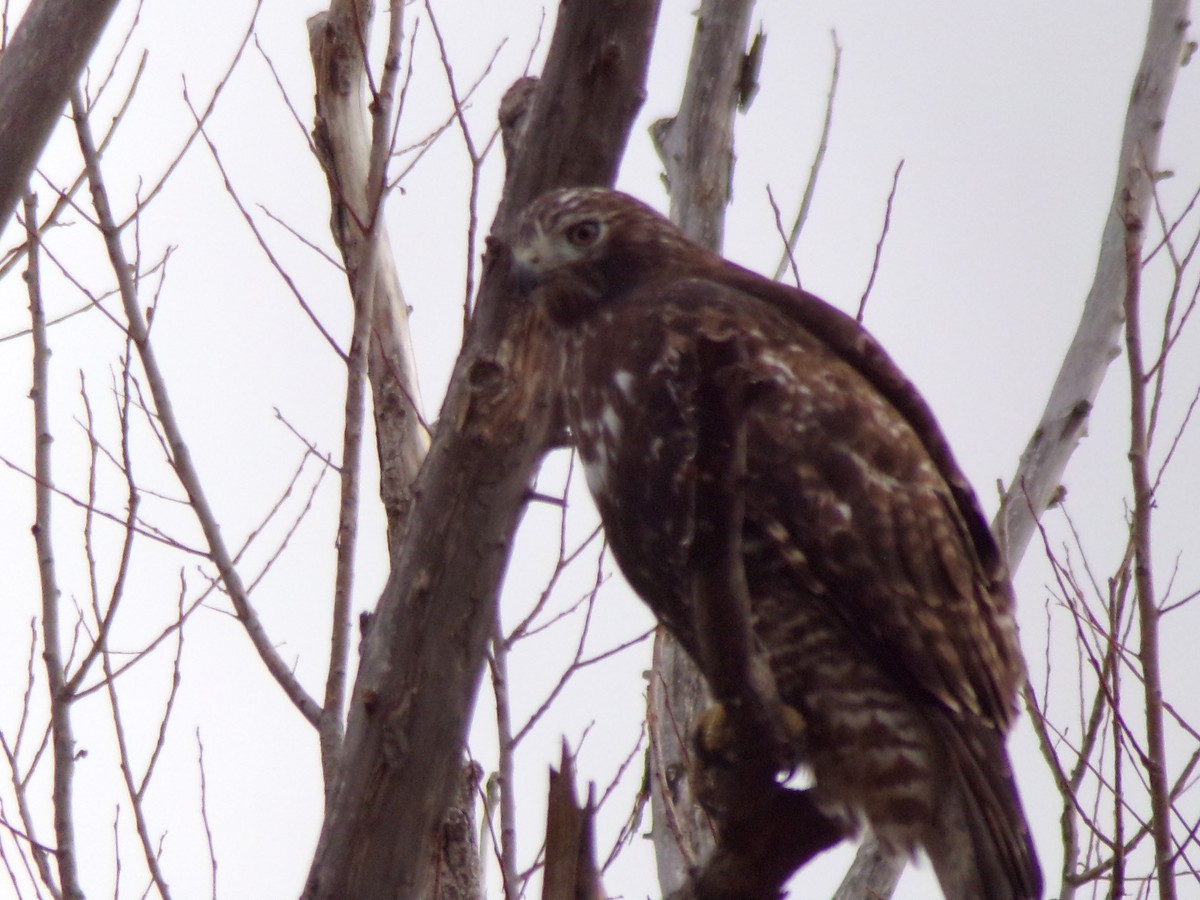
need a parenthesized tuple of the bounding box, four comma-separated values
(996, 0, 1191, 565)
(771, 30, 841, 283)
(308, 0, 432, 796)
(1122, 176, 1176, 900)
(69, 88, 323, 728)
(26, 190, 82, 900)
(649, 0, 754, 250)
(856, 159, 904, 323)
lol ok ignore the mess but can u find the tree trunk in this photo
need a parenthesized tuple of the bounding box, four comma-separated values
(301, 3, 662, 897)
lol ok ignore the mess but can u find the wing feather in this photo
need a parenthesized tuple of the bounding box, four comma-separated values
(638, 278, 1022, 728)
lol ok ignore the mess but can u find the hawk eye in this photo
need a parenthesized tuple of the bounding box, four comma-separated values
(565, 219, 602, 247)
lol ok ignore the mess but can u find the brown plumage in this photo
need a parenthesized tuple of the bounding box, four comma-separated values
(512, 187, 1041, 900)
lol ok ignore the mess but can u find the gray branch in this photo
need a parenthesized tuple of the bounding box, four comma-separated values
(995, 0, 1191, 566)
(0, 0, 121, 235)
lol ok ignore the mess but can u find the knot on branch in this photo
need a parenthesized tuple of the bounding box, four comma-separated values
(500, 77, 539, 171)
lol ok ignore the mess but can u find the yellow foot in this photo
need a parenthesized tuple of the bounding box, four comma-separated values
(689, 701, 809, 819)
(692, 701, 807, 768)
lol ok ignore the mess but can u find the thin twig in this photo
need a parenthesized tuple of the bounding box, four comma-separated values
(856, 158, 904, 322)
(253, 33, 320, 158)
(765, 185, 800, 287)
(196, 731, 218, 900)
(63, 367, 140, 700)
(70, 89, 323, 727)
(119, 0, 264, 228)
(422, 0, 506, 329)
(182, 88, 345, 359)
(19, 193, 69, 900)
(1123, 180, 1176, 900)
(771, 30, 841, 281)
(487, 617, 519, 900)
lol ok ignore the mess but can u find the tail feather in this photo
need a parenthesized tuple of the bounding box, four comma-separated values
(924, 720, 1042, 900)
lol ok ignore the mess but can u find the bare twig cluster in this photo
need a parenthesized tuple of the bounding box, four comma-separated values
(1022, 167, 1200, 900)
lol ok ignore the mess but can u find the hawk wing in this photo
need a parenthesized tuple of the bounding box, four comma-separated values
(568, 275, 1022, 730)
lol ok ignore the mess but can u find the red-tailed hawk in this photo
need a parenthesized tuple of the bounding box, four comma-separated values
(512, 187, 1041, 900)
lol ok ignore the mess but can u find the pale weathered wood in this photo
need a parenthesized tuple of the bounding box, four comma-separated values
(651, 0, 755, 252)
(309, 0, 430, 562)
(301, 3, 662, 897)
(996, 0, 1190, 567)
(308, 0, 431, 802)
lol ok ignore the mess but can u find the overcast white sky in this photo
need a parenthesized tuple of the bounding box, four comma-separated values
(1, 1, 1198, 898)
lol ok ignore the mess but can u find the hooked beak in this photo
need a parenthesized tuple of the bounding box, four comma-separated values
(511, 233, 552, 297)
(511, 248, 543, 297)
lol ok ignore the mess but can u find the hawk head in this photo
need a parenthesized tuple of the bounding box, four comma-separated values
(511, 188, 706, 325)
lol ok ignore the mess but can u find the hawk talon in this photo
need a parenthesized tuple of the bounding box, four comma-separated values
(692, 701, 807, 770)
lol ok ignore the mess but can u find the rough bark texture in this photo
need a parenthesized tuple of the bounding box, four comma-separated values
(647, 0, 756, 893)
(0, 0, 121, 236)
(650, 0, 754, 250)
(432, 761, 484, 900)
(301, 3, 662, 897)
(647, 634, 715, 883)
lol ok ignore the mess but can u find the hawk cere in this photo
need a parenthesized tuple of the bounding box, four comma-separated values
(512, 188, 1042, 900)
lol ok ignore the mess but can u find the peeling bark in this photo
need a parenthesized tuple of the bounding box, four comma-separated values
(309, 0, 429, 562)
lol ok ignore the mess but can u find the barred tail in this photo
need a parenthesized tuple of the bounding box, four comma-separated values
(923, 721, 1042, 900)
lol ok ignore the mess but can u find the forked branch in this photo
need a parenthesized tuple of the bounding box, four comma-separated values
(69, 89, 322, 728)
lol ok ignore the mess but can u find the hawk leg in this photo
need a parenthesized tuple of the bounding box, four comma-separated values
(689, 334, 797, 769)
(674, 704, 849, 900)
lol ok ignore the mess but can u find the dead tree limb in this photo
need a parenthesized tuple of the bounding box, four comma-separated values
(995, 0, 1190, 565)
(26, 191, 85, 900)
(1122, 179, 1175, 900)
(309, 0, 430, 560)
(542, 745, 604, 900)
(308, 0, 430, 798)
